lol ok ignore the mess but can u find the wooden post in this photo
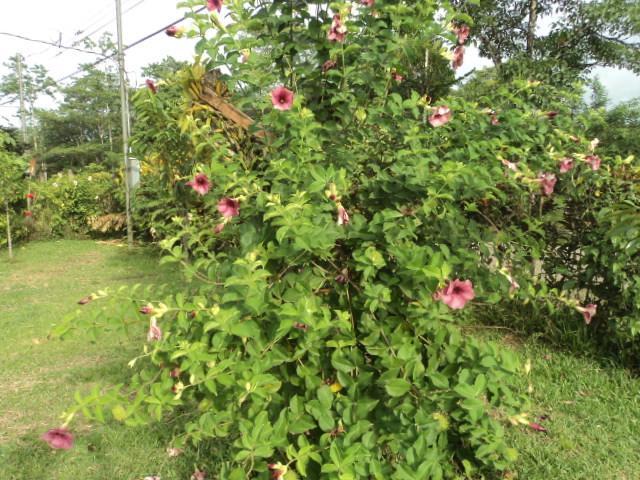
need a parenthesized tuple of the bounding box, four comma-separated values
(5, 201, 12, 260)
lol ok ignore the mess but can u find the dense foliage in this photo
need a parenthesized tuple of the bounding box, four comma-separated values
(50, 0, 639, 478)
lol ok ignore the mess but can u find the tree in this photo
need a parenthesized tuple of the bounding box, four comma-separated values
(0, 55, 56, 148)
(452, 0, 640, 83)
(141, 56, 189, 80)
(0, 132, 26, 259)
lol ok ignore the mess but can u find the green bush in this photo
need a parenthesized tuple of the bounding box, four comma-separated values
(54, 0, 639, 477)
(30, 168, 124, 238)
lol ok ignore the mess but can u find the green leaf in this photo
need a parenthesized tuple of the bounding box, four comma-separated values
(385, 378, 411, 397)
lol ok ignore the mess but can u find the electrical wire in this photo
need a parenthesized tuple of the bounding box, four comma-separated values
(0, 32, 105, 57)
(54, 6, 207, 85)
(0, 5, 207, 109)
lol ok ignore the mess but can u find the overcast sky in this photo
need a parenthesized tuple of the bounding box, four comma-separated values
(1, 0, 638, 125)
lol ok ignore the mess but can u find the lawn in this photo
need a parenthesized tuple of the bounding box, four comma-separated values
(0, 240, 197, 480)
(0, 240, 639, 479)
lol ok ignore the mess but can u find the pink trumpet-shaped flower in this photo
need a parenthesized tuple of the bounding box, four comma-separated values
(139, 305, 154, 315)
(362, 0, 375, 6)
(528, 422, 548, 433)
(165, 25, 185, 38)
(585, 155, 601, 171)
(452, 45, 464, 70)
(145, 79, 157, 94)
(337, 205, 350, 226)
(428, 106, 452, 127)
(322, 59, 337, 72)
(577, 304, 597, 325)
(217, 197, 240, 218)
(41, 428, 74, 450)
(436, 279, 475, 310)
(501, 159, 518, 171)
(559, 158, 574, 173)
(271, 86, 294, 111)
(490, 114, 500, 125)
(214, 223, 225, 234)
(545, 111, 558, 119)
(186, 173, 211, 195)
(191, 470, 207, 480)
(453, 24, 470, 44)
(328, 14, 347, 42)
(268, 463, 287, 479)
(538, 172, 557, 196)
(207, 0, 223, 12)
(147, 317, 162, 342)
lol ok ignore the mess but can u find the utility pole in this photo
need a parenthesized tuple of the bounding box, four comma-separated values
(16, 55, 27, 144)
(115, 0, 134, 248)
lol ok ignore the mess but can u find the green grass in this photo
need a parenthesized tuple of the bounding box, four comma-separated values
(0, 241, 639, 479)
(503, 336, 640, 479)
(0, 240, 198, 480)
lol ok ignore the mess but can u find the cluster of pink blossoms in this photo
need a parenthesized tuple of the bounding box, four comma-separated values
(184, 172, 240, 233)
(451, 24, 470, 70)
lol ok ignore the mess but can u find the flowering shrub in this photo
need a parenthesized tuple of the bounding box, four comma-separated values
(29, 167, 124, 238)
(52, 0, 639, 476)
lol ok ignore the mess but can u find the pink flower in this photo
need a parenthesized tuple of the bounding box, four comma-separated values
(26, 192, 35, 199)
(322, 59, 337, 72)
(139, 305, 154, 315)
(41, 428, 74, 450)
(452, 45, 464, 70)
(436, 279, 475, 310)
(147, 317, 162, 342)
(428, 106, 452, 127)
(169, 368, 181, 378)
(328, 14, 347, 42)
(23, 210, 33, 217)
(453, 24, 470, 44)
(77, 295, 94, 305)
(191, 470, 207, 480)
(361, 0, 375, 6)
(538, 172, 557, 196)
(490, 114, 500, 126)
(337, 205, 350, 226)
(501, 159, 518, 171)
(577, 304, 597, 325)
(528, 422, 547, 433)
(217, 197, 240, 218)
(165, 25, 185, 38)
(186, 173, 211, 195)
(585, 155, 601, 171)
(166, 447, 183, 457)
(214, 223, 225, 234)
(391, 71, 404, 82)
(559, 158, 574, 173)
(268, 463, 287, 479)
(545, 111, 558, 119)
(207, 0, 222, 12)
(271, 86, 294, 111)
(145, 79, 157, 94)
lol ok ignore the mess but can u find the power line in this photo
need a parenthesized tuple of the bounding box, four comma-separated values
(54, 6, 207, 85)
(72, 0, 151, 49)
(0, 32, 106, 57)
(0, 6, 206, 109)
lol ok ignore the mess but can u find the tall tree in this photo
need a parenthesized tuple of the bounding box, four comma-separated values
(452, 0, 640, 82)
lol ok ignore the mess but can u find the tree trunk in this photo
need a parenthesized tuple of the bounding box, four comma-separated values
(5, 201, 13, 260)
(527, 0, 538, 57)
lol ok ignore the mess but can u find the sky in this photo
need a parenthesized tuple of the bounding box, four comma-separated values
(0, 0, 639, 125)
